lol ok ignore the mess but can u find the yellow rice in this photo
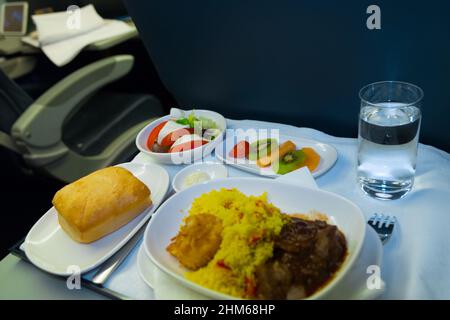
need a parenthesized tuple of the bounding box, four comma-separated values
(184, 188, 287, 298)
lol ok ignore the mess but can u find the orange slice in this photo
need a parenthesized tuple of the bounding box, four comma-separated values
(301, 147, 321, 172)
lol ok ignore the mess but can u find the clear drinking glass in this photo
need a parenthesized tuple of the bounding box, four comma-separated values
(357, 81, 423, 200)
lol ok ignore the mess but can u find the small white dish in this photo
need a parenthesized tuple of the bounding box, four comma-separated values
(215, 133, 338, 178)
(144, 177, 366, 300)
(172, 162, 228, 192)
(137, 245, 156, 289)
(136, 108, 226, 164)
(138, 225, 384, 300)
(24, 162, 169, 276)
(137, 243, 208, 299)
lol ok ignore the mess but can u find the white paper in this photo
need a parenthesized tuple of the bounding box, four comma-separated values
(29, 5, 134, 66)
(32, 4, 104, 46)
(276, 166, 319, 189)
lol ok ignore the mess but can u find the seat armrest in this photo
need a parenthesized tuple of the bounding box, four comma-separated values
(0, 130, 20, 153)
(11, 55, 134, 149)
(0, 56, 37, 80)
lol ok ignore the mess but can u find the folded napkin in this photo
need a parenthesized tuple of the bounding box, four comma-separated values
(27, 5, 134, 66)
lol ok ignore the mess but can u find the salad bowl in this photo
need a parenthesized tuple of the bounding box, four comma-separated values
(136, 108, 226, 164)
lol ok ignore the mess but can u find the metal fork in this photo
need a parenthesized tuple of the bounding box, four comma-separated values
(368, 213, 397, 245)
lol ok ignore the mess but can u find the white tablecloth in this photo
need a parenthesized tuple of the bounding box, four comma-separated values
(3, 119, 449, 299)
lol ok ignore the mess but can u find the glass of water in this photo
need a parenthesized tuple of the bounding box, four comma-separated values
(357, 81, 423, 200)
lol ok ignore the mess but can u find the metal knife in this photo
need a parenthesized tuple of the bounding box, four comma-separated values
(92, 219, 149, 286)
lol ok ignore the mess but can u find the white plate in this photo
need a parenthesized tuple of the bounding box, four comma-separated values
(138, 226, 384, 300)
(325, 226, 385, 300)
(137, 245, 156, 289)
(172, 162, 228, 192)
(144, 177, 366, 300)
(215, 134, 337, 178)
(24, 162, 169, 276)
(137, 244, 211, 300)
(136, 108, 227, 164)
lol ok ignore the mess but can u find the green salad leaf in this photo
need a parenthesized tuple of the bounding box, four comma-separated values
(175, 118, 190, 125)
(198, 116, 218, 130)
(175, 112, 218, 130)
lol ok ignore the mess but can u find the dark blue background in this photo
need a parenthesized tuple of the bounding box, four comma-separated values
(126, 0, 450, 151)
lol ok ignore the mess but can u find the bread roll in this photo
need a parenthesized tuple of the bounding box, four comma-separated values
(52, 166, 152, 243)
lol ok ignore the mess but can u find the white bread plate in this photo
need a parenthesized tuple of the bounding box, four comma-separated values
(24, 162, 169, 276)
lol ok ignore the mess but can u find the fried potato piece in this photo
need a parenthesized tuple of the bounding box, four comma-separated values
(167, 213, 223, 270)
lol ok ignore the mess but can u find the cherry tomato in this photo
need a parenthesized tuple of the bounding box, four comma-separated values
(229, 141, 250, 158)
(146, 120, 168, 150)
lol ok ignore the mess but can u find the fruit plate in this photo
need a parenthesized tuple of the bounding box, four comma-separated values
(215, 133, 338, 178)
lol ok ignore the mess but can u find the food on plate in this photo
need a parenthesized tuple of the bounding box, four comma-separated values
(229, 141, 250, 158)
(146, 112, 220, 153)
(273, 147, 321, 174)
(273, 149, 307, 175)
(255, 217, 347, 299)
(146, 120, 168, 150)
(229, 138, 321, 174)
(167, 189, 285, 298)
(183, 171, 211, 188)
(257, 140, 296, 167)
(52, 167, 151, 243)
(168, 134, 208, 153)
(166, 188, 347, 299)
(167, 214, 223, 270)
(248, 139, 278, 161)
(301, 147, 321, 172)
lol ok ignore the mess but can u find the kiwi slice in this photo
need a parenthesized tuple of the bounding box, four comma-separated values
(274, 150, 307, 174)
(248, 139, 278, 160)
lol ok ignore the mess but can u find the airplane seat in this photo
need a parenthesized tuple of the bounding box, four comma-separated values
(0, 55, 164, 182)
